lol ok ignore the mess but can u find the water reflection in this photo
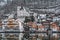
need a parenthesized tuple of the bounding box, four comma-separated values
(0, 33, 60, 40)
